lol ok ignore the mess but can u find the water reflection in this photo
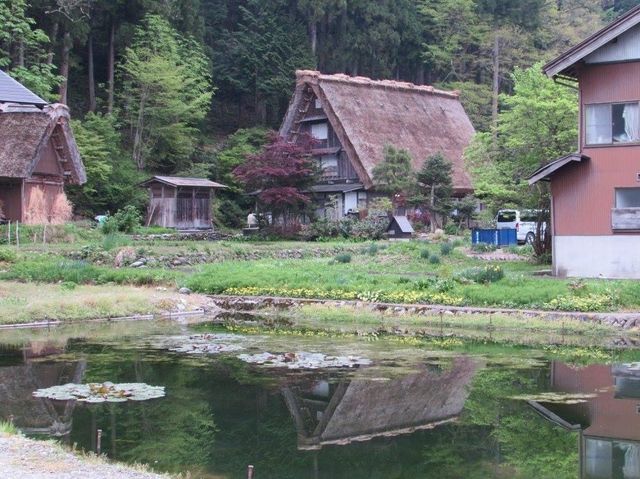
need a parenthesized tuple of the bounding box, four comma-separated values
(532, 362, 640, 479)
(1, 332, 627, 478)
(283, 357, 478, 450)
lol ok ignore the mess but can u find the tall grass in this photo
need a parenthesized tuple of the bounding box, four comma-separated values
(0, 421, 17, 434)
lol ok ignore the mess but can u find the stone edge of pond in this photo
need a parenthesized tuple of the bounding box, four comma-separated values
(0, 432, 174, 479)
(209, 294, 640, 330)
(0, 309, 214, 331)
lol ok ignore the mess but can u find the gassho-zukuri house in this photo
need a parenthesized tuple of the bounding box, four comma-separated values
(279, 70, 474, 218)
(0, 69, 86, 224)
(529, 5, 640, 279)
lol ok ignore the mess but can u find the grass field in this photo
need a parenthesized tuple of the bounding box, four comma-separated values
(2, 226, 639, 314)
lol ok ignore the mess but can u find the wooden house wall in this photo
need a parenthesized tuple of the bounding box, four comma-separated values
(146, 182, 212, 229)
(32, 141, 63, 177)
(0, 180, 22, 221)
(551, 61, 640, 236)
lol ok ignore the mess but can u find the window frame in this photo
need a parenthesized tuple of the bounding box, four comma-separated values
(584, 100, 640, 147)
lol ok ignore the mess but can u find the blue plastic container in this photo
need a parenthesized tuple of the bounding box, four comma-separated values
(471, 228, 517, 246)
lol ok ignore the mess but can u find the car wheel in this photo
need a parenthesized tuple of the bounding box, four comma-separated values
(525, 232, 535, 245)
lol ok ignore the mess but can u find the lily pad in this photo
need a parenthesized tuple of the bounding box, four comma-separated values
(510, 392, 597, 404)
(33, 382, 165, 403)
(157, 333, 248, 355)
(237, 351, 372, 369)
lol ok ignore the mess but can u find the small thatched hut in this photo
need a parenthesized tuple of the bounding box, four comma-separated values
(141, 176, 227, 229)
(280, 70, 475, 218)
(0, 70, 86, 224)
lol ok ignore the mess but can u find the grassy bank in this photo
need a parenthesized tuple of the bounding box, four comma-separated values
(0, 282, 197, 324)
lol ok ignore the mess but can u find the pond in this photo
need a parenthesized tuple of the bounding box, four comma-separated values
(1, 319, 640, 479)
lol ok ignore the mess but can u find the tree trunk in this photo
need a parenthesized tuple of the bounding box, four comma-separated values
(17, 40, 24, 67)
(491, 33, 500, 139)
(132, 89, 148, 170)
(59, 31, 71, 105)
(47, 21, 59, 65)
(309, 21, 317, 56)
(430, 184, 436, 233)
(87, 32, 96, 112)
(107, 21, 115, 114)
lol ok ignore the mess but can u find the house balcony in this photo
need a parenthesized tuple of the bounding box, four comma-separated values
(612, 208, 640, 231)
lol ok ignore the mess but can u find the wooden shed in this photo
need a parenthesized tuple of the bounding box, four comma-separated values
(141, 176, 226, 230)
(387, 215, 414, 239)
(0, 70, 86, 224)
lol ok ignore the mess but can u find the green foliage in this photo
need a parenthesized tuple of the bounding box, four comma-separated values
(119, 14, 213, 172)
(215, 128, 270, 191)
(457, 265, 505, 284)
(333, 253, 352, 264)
(0, 248, 17, 263)
(372, 145, 415, 195)
(102, 206, 142, 234)
(415, 153, 454, 228)
(440, 242, 454, 255)
(0, 0, 60, 99)
(429, 254, 441, 264)
(420, 248, 430, 259)
(0, 420, 17, 434)
(471, 242, 497, 253)
(68, 113, 146, 216)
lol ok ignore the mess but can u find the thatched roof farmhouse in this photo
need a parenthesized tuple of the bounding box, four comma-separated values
(0, 70, 85, 224)
(280, 70, 475, 218)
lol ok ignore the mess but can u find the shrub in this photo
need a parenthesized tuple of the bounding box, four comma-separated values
(102, 234, 131, 251)
(349, 217, 388, 240)
(471, 243, 497, 253)
(440, 242, 453, 256)
(444, 223, 457, 235)
(457, 265, 504, 284)
(334, 253, 352, 264)
(102, 206, 142, 234)
(429, 254, 441, 264)
(420, 249, 430, 259)
(304, 218, 341, 240)
(0, 248, 17, 263)
(364, 243, 379, 256)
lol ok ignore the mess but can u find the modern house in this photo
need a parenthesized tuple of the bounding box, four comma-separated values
(279, 70, 474, 219)
(140, 176, 226, 230)
(530, 6, 640, 278)
(0, 70, 86, 224)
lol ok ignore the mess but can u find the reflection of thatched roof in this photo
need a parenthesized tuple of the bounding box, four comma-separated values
(0, 103, 86, 184)
(280, 70, 474, 195)
(0, 361, 85, 435)
(285, 357, 478, 449)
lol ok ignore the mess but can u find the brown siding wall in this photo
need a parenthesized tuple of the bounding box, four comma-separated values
(553, 62, 640, 236)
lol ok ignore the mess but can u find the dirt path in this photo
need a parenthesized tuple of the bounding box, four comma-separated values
(0, 433, 172, 479)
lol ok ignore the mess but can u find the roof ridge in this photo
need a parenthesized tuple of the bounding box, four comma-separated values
(296, 70, 460, 99)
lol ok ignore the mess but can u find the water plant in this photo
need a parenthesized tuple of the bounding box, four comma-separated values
(33, 382, 165, 403)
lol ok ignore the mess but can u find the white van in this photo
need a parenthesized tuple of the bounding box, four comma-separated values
(496, 209, 545, 244)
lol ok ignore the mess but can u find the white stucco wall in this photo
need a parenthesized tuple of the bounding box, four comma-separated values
(554, 235, 640, 278)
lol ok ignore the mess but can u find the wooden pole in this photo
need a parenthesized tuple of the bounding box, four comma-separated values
(43, 224, 47, 245)
(96, 428, 102, 455)
(15, 221, 19, 249)
(247, 465, 254, 479)
(7, 221, 10, 245)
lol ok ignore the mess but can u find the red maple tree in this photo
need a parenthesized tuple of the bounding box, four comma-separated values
(234, 133, 316, 225)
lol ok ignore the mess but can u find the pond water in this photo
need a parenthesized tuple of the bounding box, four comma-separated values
(1, 320, 640, 479)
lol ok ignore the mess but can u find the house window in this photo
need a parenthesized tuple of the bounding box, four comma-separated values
(615, 187, 640, 207)
(311, 122, 328, 140)
(314, 98, 322, 109)
(585, 102, 640, 145)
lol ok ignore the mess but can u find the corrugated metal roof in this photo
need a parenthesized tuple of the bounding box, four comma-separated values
(390, 215, 414, 233)
(141, 176, 227, 188)
(0, 70, 47, 106)
(528, 153, 589, 185)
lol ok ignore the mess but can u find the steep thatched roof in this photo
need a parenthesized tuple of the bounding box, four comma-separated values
(285, 357, 478, 450)
(280, 70, 475, 195)
(0, 103, 86, 184)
